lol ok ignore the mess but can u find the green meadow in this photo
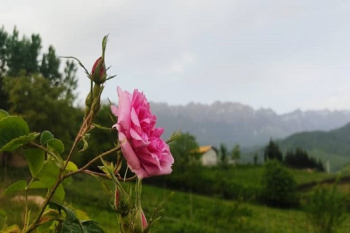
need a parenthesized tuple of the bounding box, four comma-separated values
(1, 166, 349, 233)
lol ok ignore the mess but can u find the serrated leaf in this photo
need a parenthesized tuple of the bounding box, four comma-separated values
(0, 132, 39, 152)
(40, 130, 54, 145)
(48, 138, 64, 154)
(23, 148, 45, 177)
(81, 220, 105, 233)
(0, 116, 29, 149)
(0, 109, 10, 120)
(1, 180, 27, 197)
(48, 202, 84, 232)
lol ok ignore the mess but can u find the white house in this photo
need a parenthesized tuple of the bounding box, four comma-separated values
(197, 145, 218, 166)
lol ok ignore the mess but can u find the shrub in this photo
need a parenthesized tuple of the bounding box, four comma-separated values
(305, 183, 348, 233)
(260, 160, 298, 207)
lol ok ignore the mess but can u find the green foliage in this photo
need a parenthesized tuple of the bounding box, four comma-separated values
(261, 160, 298, 208)
(264, 139, 283, 162)
(4, 74, 81, 146)
(231, 144, 241, 161)
(0, 113, 40, 152)
(0, 180, 27, 196)
(46, 202, 105, 233)
(305, 183, 348, 233)
(278, 122, 350, 171)
(219, 143, 228, 168)
(285, 148, 324, 171)
(77, 105, 117, 169)
(23, 148, 45, 177)
(169, 132, 200, 171)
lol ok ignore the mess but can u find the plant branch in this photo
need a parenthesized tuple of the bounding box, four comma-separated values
(64, 145, 121, 178)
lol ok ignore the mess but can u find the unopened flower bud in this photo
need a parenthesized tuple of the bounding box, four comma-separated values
(114, 189, 120, 209)
(134, 208, 148, 233)
(91, 57, 106, 84)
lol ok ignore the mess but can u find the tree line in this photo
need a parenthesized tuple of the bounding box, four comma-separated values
(264, 139, 325, 172)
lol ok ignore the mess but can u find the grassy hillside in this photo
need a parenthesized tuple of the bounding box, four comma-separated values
(1, 166, 347, 233)
(248, 122, 350, 172)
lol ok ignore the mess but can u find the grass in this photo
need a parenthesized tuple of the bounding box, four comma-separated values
(1, 166, 349, 233)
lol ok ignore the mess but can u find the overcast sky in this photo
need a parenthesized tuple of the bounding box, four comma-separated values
(2, 0, 350, 114)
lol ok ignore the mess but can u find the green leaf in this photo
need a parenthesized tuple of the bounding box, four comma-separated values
(1, 180, 27, 197)
(53, 184, 65, 202)
(28, 180, 47, 189)
(23, 148, 45, 177)
(79, 134, 90, 152)
(40, 130, 54, 145)
(81, 220, 105, 233)
(0, 132, 39, 152)
(0, 116, 29, 146)
(0, 109, 9, 120)
(65, 161, 78, 172)
(48, 138, 64, 154)
(48, 202, 84, 232)
(37, 160, 60, 188)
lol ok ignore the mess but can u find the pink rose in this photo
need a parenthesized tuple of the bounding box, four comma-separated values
(111, 87, 174, 179)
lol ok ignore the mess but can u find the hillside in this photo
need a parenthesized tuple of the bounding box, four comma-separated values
(151, 101, 350, 148)
(275, 122, 350, 172)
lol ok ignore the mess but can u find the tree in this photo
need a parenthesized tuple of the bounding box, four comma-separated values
(0, 27, 79, 145)
(231, 144, 240, 161)
(284, 147, 325, 171)
(264, 139, 283, 162)
(169, 132, 200, 171)
(261, 160, 298, 208)
(5, 27, 42, 77)
(219, 143, 228, 168)
(253, 153, 258, 165)
(40, 45, 61, 85)
(4, 74, 81, 146)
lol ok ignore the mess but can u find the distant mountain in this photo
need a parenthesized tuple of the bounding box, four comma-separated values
(151, 101, 350, 148)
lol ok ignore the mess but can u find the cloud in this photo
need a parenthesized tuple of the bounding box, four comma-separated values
(2, 0, 350, 113)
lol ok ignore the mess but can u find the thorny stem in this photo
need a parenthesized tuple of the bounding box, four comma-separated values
(65, 145, 120, 178)
(82, 169, 137, 181)
(25, 110, 108, 233)
(23, 178, 34, 232)
(25, 145, 121, 233)
(62, 111, 94, 171)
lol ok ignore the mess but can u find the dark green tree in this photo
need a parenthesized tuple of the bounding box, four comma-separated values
(219, 143, 228, 168)
(4, 74, 81, 146)
(231, 144, 241, 162)
(264, 139, 283, 162)
(261, 160, 298, 208)
(5, 27, 41, 76)
(40, 45, 61, 85)
(284, 147, 324, 171)
(170, 132, 200, 171)
(62, 60, 78, 103)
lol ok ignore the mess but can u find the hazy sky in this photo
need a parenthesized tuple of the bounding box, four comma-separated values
(2, 0, 350, 114)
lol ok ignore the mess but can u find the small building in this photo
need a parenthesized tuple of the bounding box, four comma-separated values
(198, 145, 218, 166)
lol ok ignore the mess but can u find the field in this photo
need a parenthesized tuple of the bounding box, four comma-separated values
(1, 166, 350, 233)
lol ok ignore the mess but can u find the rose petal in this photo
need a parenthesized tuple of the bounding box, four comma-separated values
(119, 132, 140, 170)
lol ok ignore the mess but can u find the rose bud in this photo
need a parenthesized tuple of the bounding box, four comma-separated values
(91, 57, 106, 84)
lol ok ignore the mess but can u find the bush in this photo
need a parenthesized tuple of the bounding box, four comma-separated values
(260, 160, 298, 207)
(305, 183, 348, 233)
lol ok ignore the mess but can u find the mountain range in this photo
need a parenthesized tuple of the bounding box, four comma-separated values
(151, 101, 350, 149)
